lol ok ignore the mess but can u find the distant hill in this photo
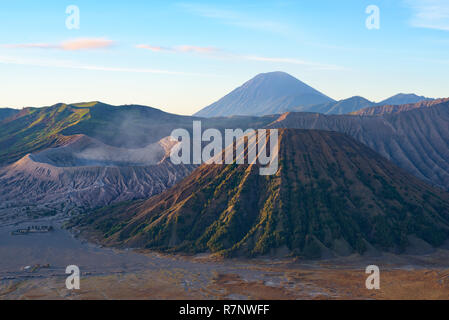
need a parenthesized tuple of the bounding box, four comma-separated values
(194, 72, 334, 117)
(377, 93, 433, 106)
(305, 96, 373, 115)
(0, 102, 192, 166)
(0, 101, 276, 166)
(352, 97, 449, 116)
(0, 108, 20, 121)
(295, 94, 434, 115)
(269, 99, 449, 190)
(73, 129, 449, 258)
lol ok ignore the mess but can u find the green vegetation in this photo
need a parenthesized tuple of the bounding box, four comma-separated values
(0, 104, 89, 165)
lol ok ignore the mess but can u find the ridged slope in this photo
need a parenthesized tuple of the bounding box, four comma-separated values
(75, 129, 449, 258)
(352, 98, 449, 116)
(270, 100, 449, 190)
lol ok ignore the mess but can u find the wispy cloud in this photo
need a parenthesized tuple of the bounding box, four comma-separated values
(137, 43, 343, 71)
(1, 38, 115, 51)
(60, 38, 115, 50)
(405, 0, 449, 31)
(243, 55, 344, 71)
(136, 44, 220, 54)
(2, 43, 58, 49)
(136, 44, 170, 52)
(176, 45, 220, 54)
(177, 2, 287, 33)
(0, 55, 212, 76)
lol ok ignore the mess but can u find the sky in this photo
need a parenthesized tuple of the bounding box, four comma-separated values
(0, 0, 448, 115)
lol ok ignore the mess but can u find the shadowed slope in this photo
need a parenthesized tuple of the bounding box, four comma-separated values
(0, 108, 20, 121)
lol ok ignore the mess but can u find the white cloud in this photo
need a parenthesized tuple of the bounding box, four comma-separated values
(405, 0, 449, 31)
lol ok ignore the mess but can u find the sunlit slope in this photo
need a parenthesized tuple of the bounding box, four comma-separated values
(0, 102, 195, 165)
(0, 101, 276, 166)
(0, 104, 90, 165)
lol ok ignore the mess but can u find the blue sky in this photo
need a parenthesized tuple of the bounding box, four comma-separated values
(0, 0, 448, 115)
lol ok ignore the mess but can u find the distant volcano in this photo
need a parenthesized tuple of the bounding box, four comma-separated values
(194, 71, 334, 117)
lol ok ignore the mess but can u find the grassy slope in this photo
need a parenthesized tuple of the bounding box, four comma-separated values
(0, 101, 195, 165)
(0, 101, 276, 166)
(0, 104, 90, 165)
